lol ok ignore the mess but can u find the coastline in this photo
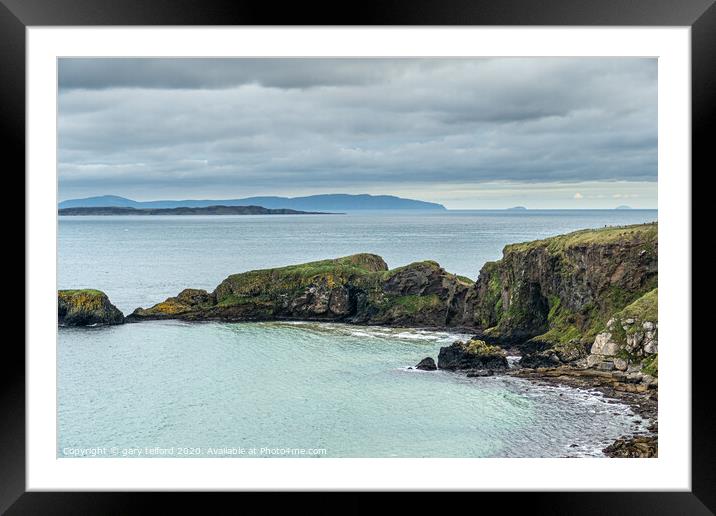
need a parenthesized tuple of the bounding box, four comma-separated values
(58, 223, 659, 458)
(508, 366, 658, 456)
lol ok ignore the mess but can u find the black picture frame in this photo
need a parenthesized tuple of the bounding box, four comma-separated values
(4, 0, 712, 512)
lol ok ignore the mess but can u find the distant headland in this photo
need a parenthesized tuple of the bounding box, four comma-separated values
(58, 194, 447, 212)
(58, 205, 334, 216)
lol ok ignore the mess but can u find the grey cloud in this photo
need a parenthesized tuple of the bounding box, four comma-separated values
(59, 58, 446, 90)
(58, 58, 657, 204)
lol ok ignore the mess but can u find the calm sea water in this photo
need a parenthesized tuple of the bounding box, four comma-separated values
(58, 209, 657, 457)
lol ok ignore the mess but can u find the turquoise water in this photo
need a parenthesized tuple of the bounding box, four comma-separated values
(58, 210, 657, 457)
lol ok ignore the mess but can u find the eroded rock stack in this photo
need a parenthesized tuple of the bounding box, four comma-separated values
(58, 289, 125, 326)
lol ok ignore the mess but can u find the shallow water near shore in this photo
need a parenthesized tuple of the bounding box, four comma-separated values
(58, 321, 648, 458)
(58, 209, 657, 458)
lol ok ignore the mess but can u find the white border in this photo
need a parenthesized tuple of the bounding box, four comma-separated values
(27, 27, 691, 491)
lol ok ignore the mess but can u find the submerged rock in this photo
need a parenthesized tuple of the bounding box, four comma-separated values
(415, 357, 437, 371)
(437, 339, 508, 370)
(466, 369, 494, 377)
(58, 289, 124, 326)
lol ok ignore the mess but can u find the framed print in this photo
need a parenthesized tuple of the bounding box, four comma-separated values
(5, 0, 713, 512)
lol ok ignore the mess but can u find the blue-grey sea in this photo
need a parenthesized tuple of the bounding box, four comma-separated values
(58, 209, 657, 458)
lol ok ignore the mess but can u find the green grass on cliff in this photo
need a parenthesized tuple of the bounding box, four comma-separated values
(472, 261, 503, 328)
(607, 288, 658, 351)
(58, 289, 110, 313)
(642, 353, 658, 377)
(59, 289, 105, 297)
(216, 253, 388, 300)
(455, 274, 475, 285)
(616, 288, 658, 322)
(530, 288, 658, 355)
(231, 253, 387, 279)
(538, 296, 585, 344)
(464, 339, 506, 356)
(246, 253, 388, 280)
(504, 222, 657, 255)
(382, 260, 440, 276)
(391, 294, 441, 314)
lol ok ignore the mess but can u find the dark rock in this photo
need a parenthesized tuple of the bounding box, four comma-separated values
(58, 289, 124, 326)
(603, 435, 657, 458)
(520, 349, 562, 368)
(415, 357, 437, 371)
(438, 339, 508, 370)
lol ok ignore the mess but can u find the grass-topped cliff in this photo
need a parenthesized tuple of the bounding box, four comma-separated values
(465, 222, 657, 361)
(128, 253, 473, 326)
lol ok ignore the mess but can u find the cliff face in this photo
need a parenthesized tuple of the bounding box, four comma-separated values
(128, 254, 473, 326)
(461, 223, 658, 360)
(58, 289, 125, 326)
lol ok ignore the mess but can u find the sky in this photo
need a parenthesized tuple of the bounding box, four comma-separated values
(58, 58, 657, 209)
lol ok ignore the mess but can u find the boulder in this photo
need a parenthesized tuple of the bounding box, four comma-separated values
(415, 357, 437, 371)
(438, 339, 508, 370)
(591, 332, 620, 356)
(520, 349, 562, 368)
(613, 358, 628, 371)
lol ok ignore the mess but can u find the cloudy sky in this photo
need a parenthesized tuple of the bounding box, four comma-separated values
(58, 58, 657, 209)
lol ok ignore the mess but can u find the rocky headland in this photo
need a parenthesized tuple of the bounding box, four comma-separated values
(125, 254, 475, 326)
(61, 222, 658, 456)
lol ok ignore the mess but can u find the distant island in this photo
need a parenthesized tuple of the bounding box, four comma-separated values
(506, 206, 528, 211)
(615, 205, 633, 210)
(58, 205, 335, 216)
(58, 194, 447, 212)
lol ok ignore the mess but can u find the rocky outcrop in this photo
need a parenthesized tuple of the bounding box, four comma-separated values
(415, 357, 437, 370)
(127, 253, 473, 327)
(603, 436, 657, 458)
(586, 289, 658, 376)
(437, 339, 508, 370)
(462, 223, 657, 366)
(58, 289, 124, 326)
